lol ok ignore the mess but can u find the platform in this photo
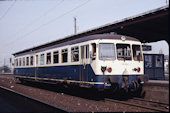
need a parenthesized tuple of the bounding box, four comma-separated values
(142, 80, 169, 104)
(146, 80, 169, 86)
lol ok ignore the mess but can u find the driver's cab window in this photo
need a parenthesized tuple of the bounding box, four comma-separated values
(132, 45, 143, 61)
(91, 43, 96, 60)
(116, 44, 132, 60)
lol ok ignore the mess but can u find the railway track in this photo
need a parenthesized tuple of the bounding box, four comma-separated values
(0, 86, 69, 112)
(105, 97, 169, 112)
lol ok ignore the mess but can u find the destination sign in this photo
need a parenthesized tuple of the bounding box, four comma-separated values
(142, 45, 152, 51)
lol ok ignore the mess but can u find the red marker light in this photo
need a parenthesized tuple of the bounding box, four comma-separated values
(107, 67, 112, 73)
(137, 67, 140, 72)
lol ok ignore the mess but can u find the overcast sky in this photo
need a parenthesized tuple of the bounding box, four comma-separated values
(0, 0, 169, 66)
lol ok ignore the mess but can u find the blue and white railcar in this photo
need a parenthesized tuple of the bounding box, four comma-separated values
(13, 34, 148, 91)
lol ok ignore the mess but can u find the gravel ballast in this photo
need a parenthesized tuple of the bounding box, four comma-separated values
(0, 74, 149, 112)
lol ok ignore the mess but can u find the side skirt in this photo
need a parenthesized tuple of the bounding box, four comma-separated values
(14, 75, 111, 89)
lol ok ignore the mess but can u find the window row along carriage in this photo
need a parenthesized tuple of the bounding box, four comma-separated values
(13, 34, 148, 91)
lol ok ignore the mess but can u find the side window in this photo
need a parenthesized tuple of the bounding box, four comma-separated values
(53, 51, 59, 64)
(14, 59, 16, 67)
(81, 46, 84, 59)
(91, 43, 96, 60)
(155, 55, 163, 67)
(23, 57, 25, 66)
(62, 49, 68, 63)
(26, 57, 29, 66)
(16, 59, 18, 67)
(40, 54, 45, 65)
(144, 55, 153, 68)
(71, 46, 79, 62)
(19, 58, 22, 66)
(30, 56, 34, 66)
(46, 52, 51, 64)
(86, 45, 89, 59)
(36, 55, 38, 65)
(81, 45, 89, 59)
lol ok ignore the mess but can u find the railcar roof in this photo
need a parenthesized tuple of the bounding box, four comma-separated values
(13, 33, 139, 56)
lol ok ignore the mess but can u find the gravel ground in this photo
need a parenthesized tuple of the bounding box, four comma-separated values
(0, 74, 150, 112)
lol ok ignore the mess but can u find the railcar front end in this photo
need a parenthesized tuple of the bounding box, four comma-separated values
(88, 37, 148, 91)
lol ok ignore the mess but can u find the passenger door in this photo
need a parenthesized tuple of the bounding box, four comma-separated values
(35, 55, 39, 80)
(80, 45, 89, 82)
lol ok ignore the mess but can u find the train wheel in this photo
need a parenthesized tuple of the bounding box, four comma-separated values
(18, 78, 26, 84)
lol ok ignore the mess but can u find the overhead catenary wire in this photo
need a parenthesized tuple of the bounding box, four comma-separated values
(4, 0, 91, 47)
(26, 0, 64, 25)
(0, 0, 64, 42)
(0, 0, 16, 21)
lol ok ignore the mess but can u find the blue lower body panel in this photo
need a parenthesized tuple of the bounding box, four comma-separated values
(14, 65, 142, 90)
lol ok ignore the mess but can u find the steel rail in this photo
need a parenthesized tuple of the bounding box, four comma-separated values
(132, 97, 169, 105)
(0, 85, 69, 112)
(104, 98, 169, 112)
